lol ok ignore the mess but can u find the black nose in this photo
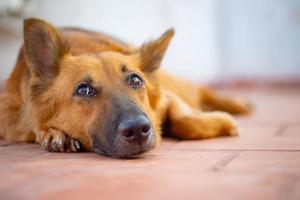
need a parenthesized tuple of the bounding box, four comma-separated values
(118, 115, 151, 144)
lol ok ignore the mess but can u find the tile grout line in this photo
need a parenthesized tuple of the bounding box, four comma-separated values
(209, 152, 240, 172)
(274, 124, 287, 136)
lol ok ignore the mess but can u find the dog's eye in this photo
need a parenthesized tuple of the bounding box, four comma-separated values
(74, 83, 96, 97)
(128, 74, 144, 89)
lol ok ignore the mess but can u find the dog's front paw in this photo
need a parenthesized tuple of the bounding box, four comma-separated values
(219, 112, 239, 136)
(39, 128, 82, 152)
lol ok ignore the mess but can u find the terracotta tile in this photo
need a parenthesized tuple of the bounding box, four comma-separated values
(226, 151, 300, 174)
(292, 181, 300, 200)
(2, 169, 295, 200)
(0, 151, 229, 200)
(0, 143, 44, 161)
(0, 140, 13, 146)
(0, 150, 294, 200)
(170, 124, 300, 151)
(40, 173, 278, 200)
(283, 125, 300, 138)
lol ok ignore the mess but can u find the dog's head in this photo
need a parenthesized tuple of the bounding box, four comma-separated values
(23, 18, 174, 158)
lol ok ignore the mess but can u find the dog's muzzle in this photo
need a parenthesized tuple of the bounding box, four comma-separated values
(93, 115, 155, 158)
(92, 97, 156, 158)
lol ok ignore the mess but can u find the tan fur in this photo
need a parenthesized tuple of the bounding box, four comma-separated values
(0, 18, 251, 155)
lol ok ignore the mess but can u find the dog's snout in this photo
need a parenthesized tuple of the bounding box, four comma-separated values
(118, 115, 151, 144)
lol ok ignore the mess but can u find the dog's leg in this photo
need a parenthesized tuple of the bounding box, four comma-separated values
(0, 94, 35, 142)
(37, 128, 82, 152)
(166, 92, 238, 139)
(199, 87, 252, 115)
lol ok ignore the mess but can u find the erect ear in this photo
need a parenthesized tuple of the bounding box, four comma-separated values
(138, 28, 174, 72)
(23, 18, 68, 79)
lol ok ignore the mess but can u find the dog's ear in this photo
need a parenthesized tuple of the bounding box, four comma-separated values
(23, 18, 68, 79)
(138, 28, 174, 73)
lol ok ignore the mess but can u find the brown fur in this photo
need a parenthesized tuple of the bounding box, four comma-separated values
(0, 18, 251, 157)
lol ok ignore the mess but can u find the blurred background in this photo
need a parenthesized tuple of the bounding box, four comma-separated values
(0, 0, 300, 84)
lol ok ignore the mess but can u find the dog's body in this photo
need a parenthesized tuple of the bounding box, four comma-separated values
(0, 18, 251, 157)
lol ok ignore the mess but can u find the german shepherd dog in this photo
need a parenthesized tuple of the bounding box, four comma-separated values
(0, 18, 251, 158)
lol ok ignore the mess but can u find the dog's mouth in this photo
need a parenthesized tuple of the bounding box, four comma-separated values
(93, 131, 156, 158)
(94, 143, 154, 158)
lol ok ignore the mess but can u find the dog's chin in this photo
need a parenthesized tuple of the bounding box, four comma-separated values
(94, 141, 155, 159)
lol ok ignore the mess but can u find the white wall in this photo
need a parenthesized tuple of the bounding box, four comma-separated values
(0, 0, 300, 83)
(217, 0, 300, 80)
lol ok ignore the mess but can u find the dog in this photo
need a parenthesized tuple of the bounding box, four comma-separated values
(0, 18, 251, 158)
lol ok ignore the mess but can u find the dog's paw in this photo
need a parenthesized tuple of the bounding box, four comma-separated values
(227, 124, 239, 136)
(212, 111, 239, 137)
(40, 128, 82, 152)
(220, 112, 239, 136)
(230, 98, 253, 115)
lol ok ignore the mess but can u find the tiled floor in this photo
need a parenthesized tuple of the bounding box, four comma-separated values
(1, 87, 300, 200)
